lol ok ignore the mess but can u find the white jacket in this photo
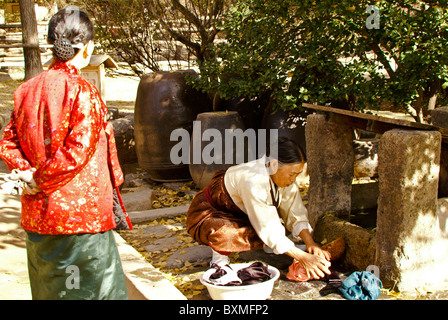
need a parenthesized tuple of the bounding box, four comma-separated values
(224, 156, 312, 254)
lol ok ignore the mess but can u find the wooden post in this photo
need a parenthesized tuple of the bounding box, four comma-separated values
(19, 0, 42, 80)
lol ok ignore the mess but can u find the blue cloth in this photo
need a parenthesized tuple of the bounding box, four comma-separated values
(338, 271, 383, 300)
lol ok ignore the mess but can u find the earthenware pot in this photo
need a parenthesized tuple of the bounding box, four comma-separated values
(134, 70, 211, 182)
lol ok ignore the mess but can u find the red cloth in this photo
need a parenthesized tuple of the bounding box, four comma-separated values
(287, 237, 345, 282)
(286, 260, 310, 282)
(0, 60, 126, 234)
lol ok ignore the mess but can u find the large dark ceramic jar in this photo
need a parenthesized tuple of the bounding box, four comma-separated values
(189, 111, 246, 189)
(134, 70, 211, 182)
(261, 103, 309, 158)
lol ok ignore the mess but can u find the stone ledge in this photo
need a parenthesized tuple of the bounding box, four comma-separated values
(120, 187, 153, 212)
(113, 231, 187, 300)
(313, 213, 376, 271)
(128, 205, 190, 224)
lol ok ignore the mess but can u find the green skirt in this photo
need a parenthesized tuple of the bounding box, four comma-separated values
(26, 230, 128, 300)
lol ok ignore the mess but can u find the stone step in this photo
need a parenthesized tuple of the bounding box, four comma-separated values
(113, 231, 187, 300)
(127, 205, 190, 225)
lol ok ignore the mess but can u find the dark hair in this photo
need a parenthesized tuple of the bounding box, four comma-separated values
(268, 136, 305, 164)
(48, 6, 94, 61)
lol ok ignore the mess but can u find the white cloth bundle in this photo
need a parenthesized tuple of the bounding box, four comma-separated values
(0, 169, 35, 195)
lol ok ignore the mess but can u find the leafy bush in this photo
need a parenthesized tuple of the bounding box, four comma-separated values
(192, 0, 448, 122)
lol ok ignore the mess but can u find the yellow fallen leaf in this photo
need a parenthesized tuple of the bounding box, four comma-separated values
(388, 291, 401, 298)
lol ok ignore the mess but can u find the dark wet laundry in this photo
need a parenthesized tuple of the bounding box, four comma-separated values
(207, 262, 272, 286)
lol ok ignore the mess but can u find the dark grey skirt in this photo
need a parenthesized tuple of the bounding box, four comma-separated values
(26, 230, 128, 300)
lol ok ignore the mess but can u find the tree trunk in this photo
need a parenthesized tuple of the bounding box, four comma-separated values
(19, 0, 43, 80)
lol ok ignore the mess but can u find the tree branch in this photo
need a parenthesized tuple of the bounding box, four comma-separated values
(367, 42, 396, 78)
(212, 0, 225, 17)
(171, 0, 208, 40)
(157, 16, 203, 59)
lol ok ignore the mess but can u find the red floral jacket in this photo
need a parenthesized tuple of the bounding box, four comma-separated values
(0, 60, 128, 235)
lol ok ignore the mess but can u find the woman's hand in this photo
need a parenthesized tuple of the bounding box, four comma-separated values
(307, 243, 331, 262)
(286, 229, 332, 279)
(20, 168, 42, 195)
(21, 182, 42, 195)
(298, 228, 331, 261)
(286, 247, 331, 280)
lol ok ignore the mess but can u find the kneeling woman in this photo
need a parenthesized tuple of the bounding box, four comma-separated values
(187, 137, 331, 280)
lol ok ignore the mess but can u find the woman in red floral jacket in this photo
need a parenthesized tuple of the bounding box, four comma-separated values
(0, 6, 130, 299)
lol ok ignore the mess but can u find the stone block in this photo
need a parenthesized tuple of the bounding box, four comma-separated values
(128, 205, 190, 224)
(313, 214, 376, 271)
(305, 114, 354, 226)
(430, 106, 448, 129)
(353, 138, 379, 178)
(167, 246, 212, 268)
(375, 129, 448, 291)
(351, 181, 379, 211)
(436, 198, 448, 236)
(111, 115, 137, 164)
(430, 107, 448, 197)
(121, 187, 153, 212)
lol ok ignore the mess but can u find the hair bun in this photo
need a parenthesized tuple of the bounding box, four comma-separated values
(53, 38, 76, 61)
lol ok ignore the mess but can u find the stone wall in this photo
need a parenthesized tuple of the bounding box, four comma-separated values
(375, 129, 448, 291)
(313, 214, 376, 272)
(306, 112, 448, 292)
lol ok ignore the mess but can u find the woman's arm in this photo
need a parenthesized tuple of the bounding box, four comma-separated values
(33, 82, 106, 194)
(0, 111, 33, 171)
(299, 228, 331, 261)
(238, 180, 297, 254)
(278, 182, 330, 260)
